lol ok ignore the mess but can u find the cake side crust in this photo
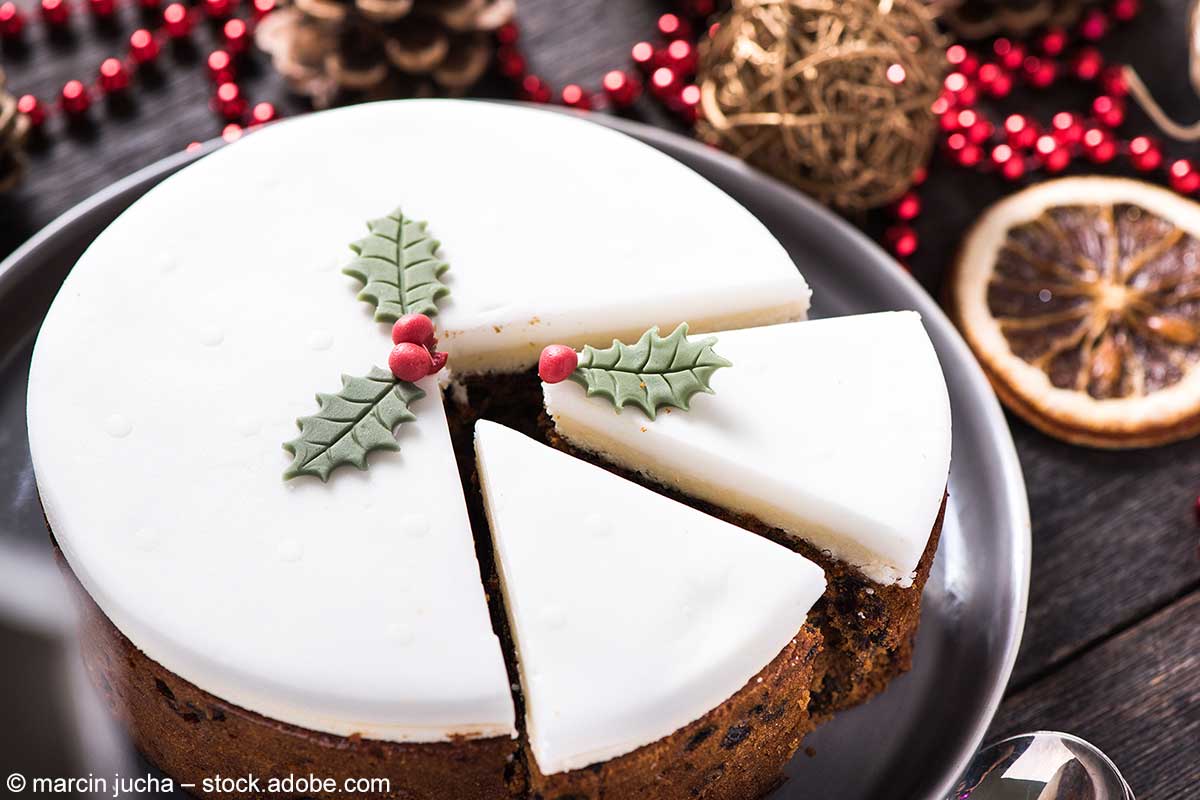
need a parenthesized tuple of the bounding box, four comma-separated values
(54, 545, 521, 800)
(526, 626, 822, 800)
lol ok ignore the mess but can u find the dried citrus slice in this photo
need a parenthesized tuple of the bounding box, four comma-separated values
(948, 176, 1200, 448)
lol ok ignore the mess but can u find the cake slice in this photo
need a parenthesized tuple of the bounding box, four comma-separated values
(542, 311, 952, 712)
(474, 420, 826, 800)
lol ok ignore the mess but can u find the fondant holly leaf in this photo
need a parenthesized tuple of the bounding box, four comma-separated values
(283, 367, 425, 482)
(343, 208, 450, 322)
(569, 323, 731, 420)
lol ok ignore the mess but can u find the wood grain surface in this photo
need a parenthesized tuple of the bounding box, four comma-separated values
(2, 0, 1199, 797)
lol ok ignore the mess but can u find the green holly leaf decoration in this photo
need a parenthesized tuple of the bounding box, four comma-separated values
(343, 208, 450, 322)
(283, 367, 425, 482)
(569, 323, 731, 420)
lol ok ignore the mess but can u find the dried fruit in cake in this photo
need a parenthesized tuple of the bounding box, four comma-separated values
(949, 176, 1200, 448)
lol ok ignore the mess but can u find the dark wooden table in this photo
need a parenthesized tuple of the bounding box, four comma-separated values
(2, 0, 1198, 796)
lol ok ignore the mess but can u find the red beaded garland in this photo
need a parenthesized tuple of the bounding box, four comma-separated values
(221, 122, 242, 142)
(560, 83, 592, 109)
(1111, 0, 1139, 22)
(1023, 55, 1058, 88)
(1071, 47, 1104, 81)
(892, 192, 921, 221)
(249, 101, 276, 125)
(1092, 95, 1124, 128)
(1078, 8, 1109, 40)
(1082, 127, 1118, 163)
(213, 81, 246, 120)
(991, 144, 1025, 180)
(994, 39, 1025, 72)
(885, 225, 918, 258)
(519, 74, 551, 104)
(222, 17, 249, 54)
(207, 49, 235, 83)
(89, 0, 117, 20)
(1004, 114, 1039, 150)
(129, 29, 160, 65)
(602, 70, 640, 108)
(250, 0, 274, 17)
(204, 0, 234, 18)
(1050, 111, 1083, 146)
(538, 345, 578, 384)
(1035, 134, 1070, 172)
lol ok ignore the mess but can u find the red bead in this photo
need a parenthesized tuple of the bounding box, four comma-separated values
(60, 80, 90, 115)
(892, 191, 921, 221)
(958, 143, 983, 167)
(495, 21, 518, 45)
(1051, 111, 1084, 146)
(676, 84, 701, 123)
(163, 3, 192, 38)
(1110, 0, 1139, 22)
(977, 62, 1013, 98)
(1071, 47, 1104, 81)
(656, 12, 689, 39)
(1129, 136, 1162, 171)
(221, 122, 242, 142)
(89, 0, 116, 19)
(664, 38, 697, 75)
(206, 49, 235, 82)
(968, 118, 994, 144)
(1036, 135, 1070, 172)
(496, 45, 525, 79)
(939, 105, 961, 132)
(1100, 65, 1127, 96)
(98, 57, 130, 93)
(203, 0, 233, 18)
(538, 345, 578, 384)
(250, 101, 276, 125)
(40, 0, 69, 26)
(390, 342, 433, 382)
(1040, 27, 1068, 56)
(16, 94, 45, 127)
(650, 66, 678, 95)
(0, 1, 23, 37)
(1004, 114, 1039, 149)
(519, 74, 551, 103)
(1082, 127, 1117, 163)
(993, 39, 1025, 72)
(1079, 8, 1109, 40)
(391, 313, 435, 347)
(885, 225, 918, 258)
(1092, 94, 1125, 128)
(911, 166, 928, 186)
(251, 0, 274, 18)
(1023, 56, 1058, 88)
(931, 94, 953, 121)
(1169, 159, 1200, 194)
(631, 41, 655, 71)
(129, 29, 160, 64)
(222, 17, 248, 54)
(602, 70, 641, 108)
(560, 83, 592, 110)
(992, 144, 1025, 180)
(214, 81, 246, 120)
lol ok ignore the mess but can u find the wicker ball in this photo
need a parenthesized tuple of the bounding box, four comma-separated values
(697, 0, 946, 211)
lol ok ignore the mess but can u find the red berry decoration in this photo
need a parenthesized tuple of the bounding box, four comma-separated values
(17, 94, 46, 128)
(0, 2, 25, 38)
(60, 80, 90, 116)
(538, 345, 578, 384)
(1129, 136, 1162, 172)
(389, 342, 434, 383)
(1169, 159, 1200, 195)
(129, 29, 160, 65)
(250, 101, 277, 125)
(207, 49, 235, 83)
(214, 81, 246, 120)
(98, 57, 130, 94)
(603, 70, 641, 108)
(561, 84, 592, 110)
(163, 2, 192, 38)
(1082, 127, 1117, 163)
(222, 17, 249, 55)
(1092, 95, 1125, 128)
(40, 0, 69, 27)
(391, 313, 436, 346)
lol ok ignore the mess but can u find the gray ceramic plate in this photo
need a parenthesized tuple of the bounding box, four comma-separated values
(0, 109, 1030, 800)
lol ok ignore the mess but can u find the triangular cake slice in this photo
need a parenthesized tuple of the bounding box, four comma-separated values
(474, 421, 826, 796)
(542, 311, 952, 587)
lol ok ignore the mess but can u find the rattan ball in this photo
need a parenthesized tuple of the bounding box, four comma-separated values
(696, 0, 946, 211)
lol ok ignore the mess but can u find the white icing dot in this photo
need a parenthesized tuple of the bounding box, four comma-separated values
(386, 623, 415, 644)
(541, 605, 567, 629)
(398, 513, 430, 538)
(104, 414, 132, 438)
(307, 329, 334, 351)
(199, 326, 225, 347)
(276, 539, 303, 563)
(131, 527, 158, 551)
(580, 513, 611, 538)
(234, 416, 260, 437)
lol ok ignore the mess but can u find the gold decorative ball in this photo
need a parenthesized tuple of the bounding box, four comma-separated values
(696, 0, 946, 211)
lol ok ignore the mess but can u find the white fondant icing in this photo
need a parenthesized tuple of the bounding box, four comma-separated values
(474, 421, 826, 775)
(543, 312, 953, 585)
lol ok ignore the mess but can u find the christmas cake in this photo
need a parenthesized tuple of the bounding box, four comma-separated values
(27, 100, 951, 800)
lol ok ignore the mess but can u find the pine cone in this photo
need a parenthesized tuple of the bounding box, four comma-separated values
(256, 0, 514, 108)
(933, 0, 1098, 38)
(0, 69, 30, 194)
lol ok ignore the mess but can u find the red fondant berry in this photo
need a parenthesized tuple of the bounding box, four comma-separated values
(539, 345, 578, 384)
(428, 351, 449, 375)
(391, 313, 436, 346)
(389, 342, 433, 382)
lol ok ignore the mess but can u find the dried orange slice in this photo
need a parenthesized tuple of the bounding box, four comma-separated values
(948, 176, 1200, 448)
